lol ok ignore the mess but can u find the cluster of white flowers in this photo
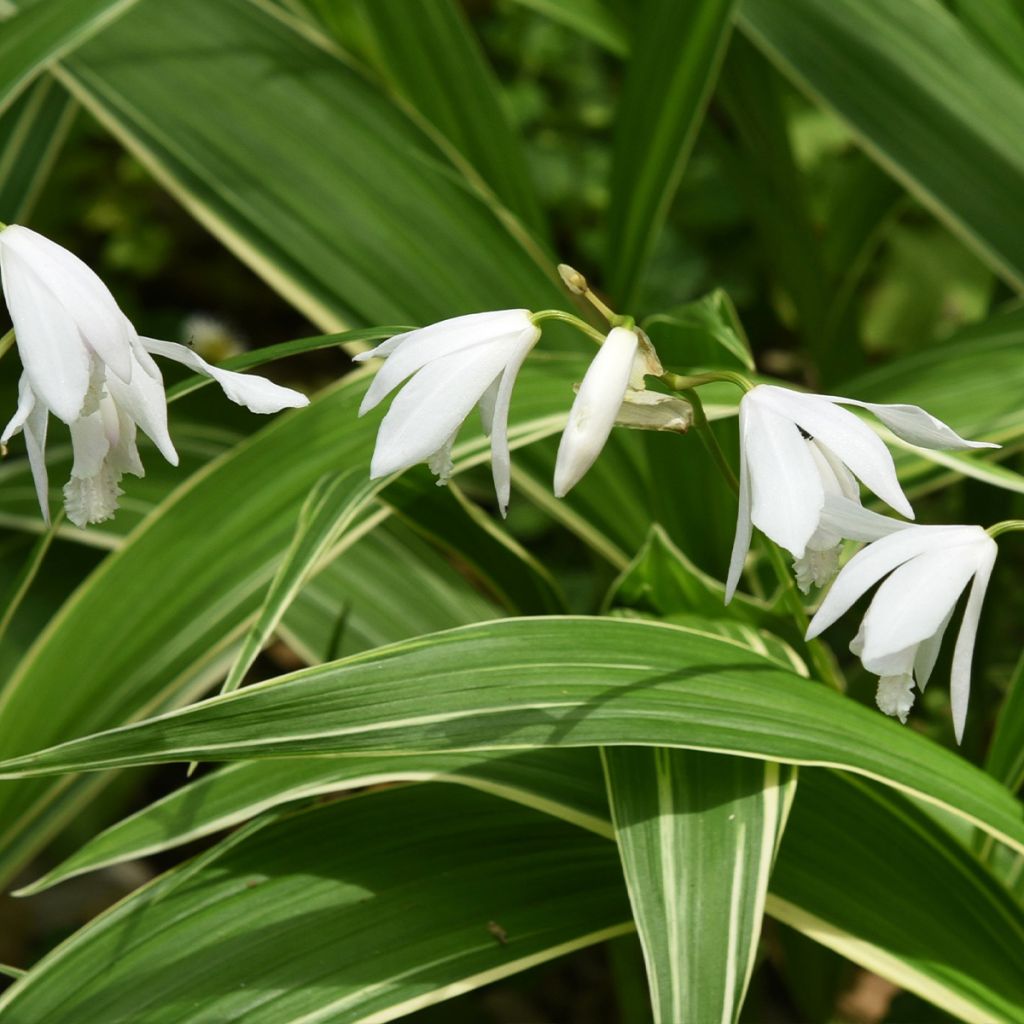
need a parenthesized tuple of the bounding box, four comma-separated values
(0, 226, 1004, 740)
(357, 305, 1001, 740)
(0, 225, 308, 527)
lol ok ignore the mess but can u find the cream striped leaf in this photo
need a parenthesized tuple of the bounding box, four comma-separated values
(603, 749, 795, 1023)
(1, 617, 1022, 858)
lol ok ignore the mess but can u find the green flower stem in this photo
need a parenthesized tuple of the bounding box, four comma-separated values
(681, 387, 738, 492)
(530, 309, 606, 345)
(682, 387, 845, 692)
(661, 369, 753, 394)
(988, 520, 1024, 538)
(0, 329, 15, 363)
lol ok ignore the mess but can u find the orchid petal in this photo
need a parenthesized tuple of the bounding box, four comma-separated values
(817, 495, 911, 543)
(950, 536, 998, 743)
(488, 329, 536, 515)
(24, 395, 49, 524)
(141, 337, 308, 414)
(725, 407, 752, 604)
(914, 607, 955, 692)
(0, 243, 90, 423)
(369, 337, 514, 480)
(553, 327, 638, 499)
(2, 373, 35, 446)
(755, 386, 913, 519)
(742, 395, 822, 558)
(358, 310, 533, 415)
(68, 411, 112, 479)
(806, 525, 974, 639)
(0, 225, 134, 382)
(106, 344, 177, 466)
(859, 542, 982, 664)
(832, 397, 1000, 451)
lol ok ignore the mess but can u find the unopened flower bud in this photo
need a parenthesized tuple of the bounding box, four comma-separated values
(557, 264, 589, 295)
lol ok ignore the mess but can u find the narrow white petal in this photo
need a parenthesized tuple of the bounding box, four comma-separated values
(24, 390, 50, 524)
(834, 398, 1000, 451)
(859, 543, 982, 665)
(478, 376, 501, 437)
(914, 608, 954, 691)
(0, 243, 90, 423)
(950, 536, 998, 743)
(0, 225, 134, 382)
(358, 310, 534, 415)
(105, 342, 178, 466)
(2, 373, 36, 446)
(755, 387, 913, 519)
(742, 394, 823, 558)
(141, 336, 308, 414)
(487, 329, 536, 515)
(553, 327, 638, 499)
(806, 525, 975, 639)
(817, 494, 910, 543)
(725, 423, 752, 604)
(369, 337, 515, 480)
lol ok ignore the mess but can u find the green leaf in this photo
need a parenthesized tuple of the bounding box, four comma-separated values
(951, 0, 1024, 80)
(606, 0, 738, 306)
(335, 0, 548, 236)
(0, 75, 77, 222)
(19, 748, 611, 895)
(603, 749, 796, 1023)
(986, 649, 1024, 794)
(770, 771, 1024, 1024)
(0, 786, 633, 1023)
(221, 469, 383, 694)
(738, 0, 1024, 292)
(4, 617, 1023, 856)
(55, 0, 563, 329)
(509, 0, 629, 55)
(0, 0, 138, 117)
(0, 353, 577, 887)
(842, 306, 1024, 494)
(643, 289, 755, 371)
(18, 748, 1024, 1021)
(279, 515, 505, 663)
(385, 476, 568, 615)
(603, 524, 776, 628)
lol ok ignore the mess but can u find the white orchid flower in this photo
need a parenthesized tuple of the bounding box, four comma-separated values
(555, 327, 640, 497)
(725, 384, 997, 601)
(554, 326, 668, 497)
(0, 224, 308, 527)
(355, 309, 540, 516)
(806, 518, 998, 741)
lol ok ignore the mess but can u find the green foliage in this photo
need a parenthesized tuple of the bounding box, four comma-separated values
(1, 0, 1023, 1020)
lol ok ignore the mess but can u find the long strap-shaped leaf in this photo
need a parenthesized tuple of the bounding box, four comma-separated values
(606, 0, 738, 307)
(13, 751, 1024, 1022)
(0, 0, 138, 116)
(603, 748, 795, 1023)
(220, 468, 383, 695)
(53, 0, 564, 329)
(0, 786, 635, 1024)
(738, 0, 1024, 292)
(2, 617, 1022, 857)
(0, 75, 77, 221)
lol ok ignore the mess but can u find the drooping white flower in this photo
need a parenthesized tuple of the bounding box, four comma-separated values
(554, 327, 638, 497)
(355, 310, 540, 515)
(0, 224, 308, 527)
(806, 520, 998, 742)
(725, 384, 997, 602)
(554, 326, 667, 498)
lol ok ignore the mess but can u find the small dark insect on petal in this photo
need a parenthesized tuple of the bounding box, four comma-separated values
(797, 425, 814, 441)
